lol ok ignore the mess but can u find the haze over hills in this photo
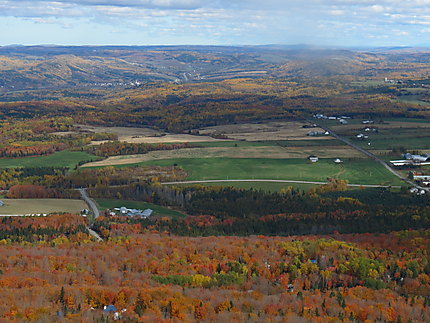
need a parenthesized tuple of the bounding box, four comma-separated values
(1, 45, 430, 92)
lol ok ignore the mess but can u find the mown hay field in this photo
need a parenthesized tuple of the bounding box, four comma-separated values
(0, 199, 87, 215)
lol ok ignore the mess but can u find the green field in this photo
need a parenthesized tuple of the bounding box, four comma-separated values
(345, 126, 430, 151)
(0, 150, 101, 169)
(96, 199, 187, 218)
(117, 157, 403, 186)
(0, 199, 87, 215)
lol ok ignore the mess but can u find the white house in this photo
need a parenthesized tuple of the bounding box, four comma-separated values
(308, 155, 319, 163)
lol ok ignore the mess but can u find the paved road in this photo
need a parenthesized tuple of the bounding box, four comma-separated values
(315, 122, 428, 192)
(78, 188, 103, 242)
(161, 179, 401, 189)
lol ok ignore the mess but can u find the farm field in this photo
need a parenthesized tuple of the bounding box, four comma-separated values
(324, 119, 430, 151)
(78, 121, 336, 145)
(0, 199, 87, 215)
(0, 150, 101, 169)
(76, 124, 225, 144)
(111, 157, 403, 186)
(198, 121, 334, 141)
(193, 139, 346, 147)
(96, 199, 187, 218)
(82, 145, 364, 167)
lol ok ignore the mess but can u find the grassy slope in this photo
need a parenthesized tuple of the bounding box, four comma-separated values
(0, 150, 101, 169)
(96, 199, 187, 218)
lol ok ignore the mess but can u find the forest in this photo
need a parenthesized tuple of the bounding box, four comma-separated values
(89, 183, 430, 236)
(0, 219, 429, 322)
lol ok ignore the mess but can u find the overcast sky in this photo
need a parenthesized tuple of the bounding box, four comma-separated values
(1, 0, 430, 46)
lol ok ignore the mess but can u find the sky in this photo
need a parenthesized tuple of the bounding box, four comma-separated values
(0, 0, 430, 46)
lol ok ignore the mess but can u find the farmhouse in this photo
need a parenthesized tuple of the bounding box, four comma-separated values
(308, 155, 319, 163)
(364, 127, 378, 132)
(356, 134, 369, 139)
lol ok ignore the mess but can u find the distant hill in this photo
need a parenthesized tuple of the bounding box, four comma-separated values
(1, 45, 430, 91)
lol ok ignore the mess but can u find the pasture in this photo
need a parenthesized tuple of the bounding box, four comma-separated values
(109, 157, 403, 186)
(325, 118, 430, 151)
(0, 151, 101, 169)
(0, 199, 87, 215)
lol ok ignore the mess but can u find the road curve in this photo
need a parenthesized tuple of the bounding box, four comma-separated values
(315, 122, 428, 192)
(161, 179, 401, 189)
(78, 188, 103, 242)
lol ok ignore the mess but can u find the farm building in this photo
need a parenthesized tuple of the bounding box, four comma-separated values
(308, 155, 319, 163)
(114, 207, 153, 218)
(356, 133, 369, 139)
(307, 131, 329, 136)
(410, 188, 426, 195)
(403, 153, 430, 162)
(334, 158, 343, 164)
(414, 175, 430, 181)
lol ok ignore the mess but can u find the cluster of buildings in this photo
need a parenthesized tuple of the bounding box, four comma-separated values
(410, 187, 427, 195)
(412, 173, 430, 186)
(110, 207, 153, 218)
(390, 153, 430, 167)
(313, 114, 351, 125)
(307, 130, 330, 136)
